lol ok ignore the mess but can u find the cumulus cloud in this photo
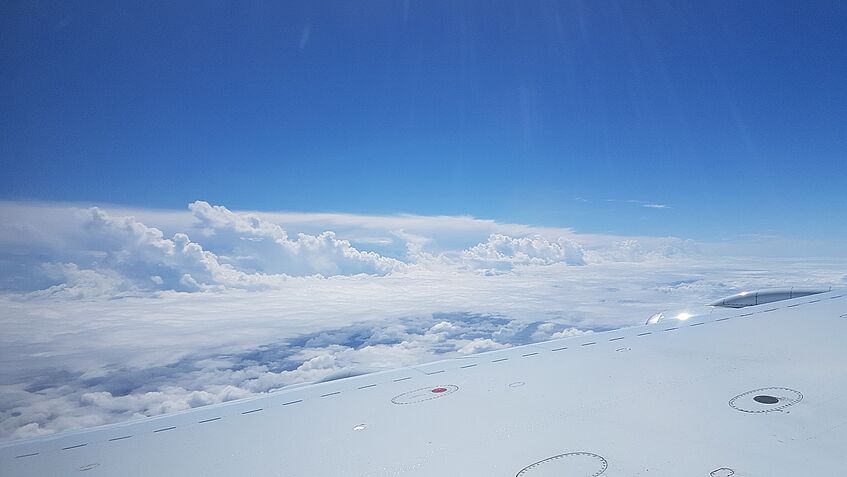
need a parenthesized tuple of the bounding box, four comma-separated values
(456, 338, 510, 354)
(82, 207, 276, 291)
(462, 233, 586, 268)
(2, 203, 409, 295)
(0, 200, 844, 441)
(531, 322, 592, 341)
(188, 201, 402, 277)
(30, 263, 135, 299)
(0, 201, 697, 295)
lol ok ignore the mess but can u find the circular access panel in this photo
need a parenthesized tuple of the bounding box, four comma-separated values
(729, 387, 803, 413)
(391, 385, 459, 405)
(515, 452, 608, 477)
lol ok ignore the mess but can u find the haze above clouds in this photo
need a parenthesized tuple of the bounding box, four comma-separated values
(1, 201, 844, 441)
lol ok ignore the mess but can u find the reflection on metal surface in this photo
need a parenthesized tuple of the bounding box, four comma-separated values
(709, 287, 830, 308)
(646, 306, 712, 325)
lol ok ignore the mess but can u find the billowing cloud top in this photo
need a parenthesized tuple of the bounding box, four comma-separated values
(0, 201, 843, 441)
(462, 233, 586, 267)
(188, 201, 403, 278)
(2, 201, 622, 296)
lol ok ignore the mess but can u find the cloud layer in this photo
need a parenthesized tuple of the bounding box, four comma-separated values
(1, 201, 844, 441)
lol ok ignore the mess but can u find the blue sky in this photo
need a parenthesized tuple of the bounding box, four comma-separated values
(2, 1, 846, 238)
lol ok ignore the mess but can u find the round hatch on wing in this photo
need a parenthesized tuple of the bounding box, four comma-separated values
(515, 452, 608, 477)
(391, 385, 458, 405)
(729, 387, 803, 413)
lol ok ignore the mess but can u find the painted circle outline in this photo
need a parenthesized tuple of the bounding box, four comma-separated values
(515, 451, 608, 477)
(728, 387, 803, 413)
(391, 385, 459, 405)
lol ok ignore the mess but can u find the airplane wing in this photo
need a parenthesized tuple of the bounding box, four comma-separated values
(2, 290, 845, 476)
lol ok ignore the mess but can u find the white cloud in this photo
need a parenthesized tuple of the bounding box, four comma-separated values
(30, 263, 136, 299)
(188, 201, 403, 277)
(461, 233, 586, 268)
(583, 239, 685, 263)
(0, 203, 410, 294)
(457, 338, 510, 354)
(531, 322, 592, 341)
(83, 206, 286, 292)
(0, 200, 844, 441)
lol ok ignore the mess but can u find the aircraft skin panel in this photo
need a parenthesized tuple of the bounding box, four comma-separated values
(1, 291, 845, 476)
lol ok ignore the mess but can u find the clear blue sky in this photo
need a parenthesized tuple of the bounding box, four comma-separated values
(2, 1, 846, 238)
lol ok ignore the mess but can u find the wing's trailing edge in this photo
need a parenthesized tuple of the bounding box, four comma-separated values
(2, 290, 846, 476)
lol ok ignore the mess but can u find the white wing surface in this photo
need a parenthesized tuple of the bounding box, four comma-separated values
(2, 291, 846, 476)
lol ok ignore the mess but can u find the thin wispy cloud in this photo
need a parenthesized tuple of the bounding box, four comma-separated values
(594, 198, 670, 209)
